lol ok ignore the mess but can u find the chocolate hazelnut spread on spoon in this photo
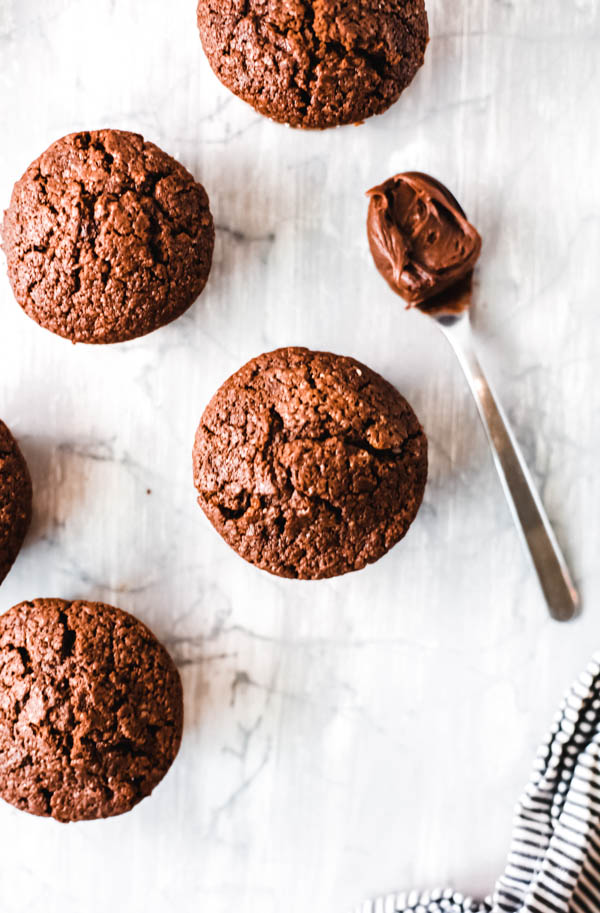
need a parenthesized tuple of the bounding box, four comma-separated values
(366, 172, 578, 621)
(367, 172, 481, 309)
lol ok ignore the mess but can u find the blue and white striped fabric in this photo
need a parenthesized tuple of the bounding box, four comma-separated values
(355, 654, 600, 913)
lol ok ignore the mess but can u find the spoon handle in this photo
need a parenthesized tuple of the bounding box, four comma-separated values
(439, 316, 579, 622)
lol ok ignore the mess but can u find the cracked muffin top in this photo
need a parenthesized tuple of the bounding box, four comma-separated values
(197, 0, 429, 129)
(0, 420, 32, 587)
(0, 598, 183, 821)
(1, 130, 214, 344)
(193, 347, 427, 579)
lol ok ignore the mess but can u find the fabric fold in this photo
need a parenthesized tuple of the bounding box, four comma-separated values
(355, 654, 600, 913)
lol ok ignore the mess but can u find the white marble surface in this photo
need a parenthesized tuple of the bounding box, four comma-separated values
(0, 1, 599, 911)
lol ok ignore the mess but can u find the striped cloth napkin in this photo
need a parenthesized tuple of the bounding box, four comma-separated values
(355, 653, 600, 913)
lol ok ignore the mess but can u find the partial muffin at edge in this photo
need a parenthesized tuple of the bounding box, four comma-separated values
(0, 421, 32, 586)
(197, 0, 429, 129)
(0, 598, 183, 821)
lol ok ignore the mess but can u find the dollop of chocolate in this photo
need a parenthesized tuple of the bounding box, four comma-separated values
(366, 172, 482, 307)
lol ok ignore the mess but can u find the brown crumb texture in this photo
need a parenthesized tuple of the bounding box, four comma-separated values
(0, 599, 183, 822)
(193, 347, 428, 579)
(0, 421, 32, 586)
(1, 130, 214, 344)
(197, 0, 429, 129)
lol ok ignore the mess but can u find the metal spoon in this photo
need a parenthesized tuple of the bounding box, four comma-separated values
(422, 279, 579, 622)
(368, 172, 579, 620)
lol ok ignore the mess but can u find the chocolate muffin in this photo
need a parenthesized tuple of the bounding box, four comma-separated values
(197, 0, 429, 129)
(2, 130, 214, 344)
(193, 347, 427, 579)
(0, 599, 183, 822)
(0, 421, 32, 586)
